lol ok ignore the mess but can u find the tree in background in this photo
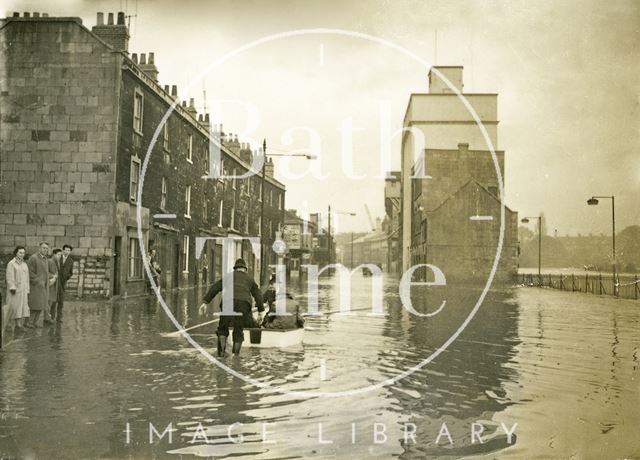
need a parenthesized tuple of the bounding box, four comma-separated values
(618, 225, 640, 273)
(518, 224, 639, 271)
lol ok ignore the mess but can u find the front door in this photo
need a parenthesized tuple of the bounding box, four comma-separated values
(173, 243, 180, 288)
(113, 237, 121, 296)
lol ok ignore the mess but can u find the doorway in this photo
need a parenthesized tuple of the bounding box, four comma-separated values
(173, 243, 180, 288)
(113, 236, 121, 296)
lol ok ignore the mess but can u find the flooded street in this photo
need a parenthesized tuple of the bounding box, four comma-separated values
(1, 273, 639, 459)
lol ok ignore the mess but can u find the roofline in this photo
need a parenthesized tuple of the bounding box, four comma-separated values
(428, 178, 516, 215)
(2, 14, 286, 191)
(121, 65, 285, 190)
(1, 16, 83, 30)
(408, 92, 498, 97)
(424, 147, 505, 154)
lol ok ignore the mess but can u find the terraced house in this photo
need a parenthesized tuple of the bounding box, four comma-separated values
(0, 11, 285, 298)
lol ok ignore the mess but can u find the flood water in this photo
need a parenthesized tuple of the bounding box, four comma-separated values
(0, 273, 638, 458)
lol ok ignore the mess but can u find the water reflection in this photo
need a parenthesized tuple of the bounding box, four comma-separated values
(0, 274, 638, 458)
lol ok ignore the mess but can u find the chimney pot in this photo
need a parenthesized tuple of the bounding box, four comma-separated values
(181, 101, 187, 108)
(92, 11, 129, 52)
(198, 114, 203, 122)
(12, 12, 19, 17)
(164, 85, 169, 93)
(132, 53, 138, 64)
(33, 12, 40, 18)
(189, 98, 195, 108)
(205, 113, 210, 122)
(148, 52, 154, 64)
(140, 53, 146, 65)
(42, 13, 48, 17)
(171, 85, 178, 97)
(117, 11, 125, 25)
(24, 12, 30, 18)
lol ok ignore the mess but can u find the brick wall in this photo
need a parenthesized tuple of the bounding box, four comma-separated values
(424, 181, 518, 283)
(114, 64, 285, 291)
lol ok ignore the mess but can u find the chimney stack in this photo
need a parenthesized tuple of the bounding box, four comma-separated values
(138, 51, 159, 81)
(239, 141, 252, 164)
(187, 97, 197, 118)
(200, 113, 211, 132)
(265, 157, 275, 178)
(457, 142, 469, 153)
(92, 11, 130, 53)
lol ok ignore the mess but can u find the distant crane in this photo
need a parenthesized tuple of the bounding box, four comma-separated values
(364, 204, 376, 231)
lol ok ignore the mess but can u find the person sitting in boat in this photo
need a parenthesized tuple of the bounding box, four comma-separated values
(263, 290, 305, 330)
(199, 258, 264, 357)
(261, 274, 276, 326)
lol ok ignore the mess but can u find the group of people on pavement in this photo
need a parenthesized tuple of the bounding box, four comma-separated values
(199, 258, 304, 357)
(4, 242, 74, 333)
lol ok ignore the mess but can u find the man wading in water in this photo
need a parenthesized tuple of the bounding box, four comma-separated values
(199, 258, 264, 357)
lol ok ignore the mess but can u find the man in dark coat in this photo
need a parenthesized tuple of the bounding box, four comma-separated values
(27, 242, 50, 327)
(53, 244, 74, 322)
(199, 258, 264, 357)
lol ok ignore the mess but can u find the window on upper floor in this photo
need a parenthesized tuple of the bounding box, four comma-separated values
(129, 156, 141, 202)
(187, 135, 193, 163)
(184, 185, 191, 218)
(163, 121, 170, 151)
(203, 197, 208, 223)
(160, 177, 168, 210)
(133, 89, 144, 135)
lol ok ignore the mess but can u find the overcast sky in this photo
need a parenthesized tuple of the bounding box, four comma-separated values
(7, 0, 639, 235)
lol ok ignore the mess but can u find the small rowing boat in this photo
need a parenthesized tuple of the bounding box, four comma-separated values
(243, 327, 304, 348)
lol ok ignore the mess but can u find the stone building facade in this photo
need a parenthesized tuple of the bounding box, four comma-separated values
(0, 11, 285, 298)
(399, 66, 518, 283)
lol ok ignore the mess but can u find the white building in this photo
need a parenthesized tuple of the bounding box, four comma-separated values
(400, 66, 504, 273)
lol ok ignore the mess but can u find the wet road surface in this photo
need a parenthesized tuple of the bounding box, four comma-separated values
(0, 274, 638, 458)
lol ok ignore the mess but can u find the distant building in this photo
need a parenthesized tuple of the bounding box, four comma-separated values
(350, 230, 388, 270)
(399, 66, 518, 282)
(0, 11, 285, 297)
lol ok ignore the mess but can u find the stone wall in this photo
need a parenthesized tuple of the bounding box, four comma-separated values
(425, 181, 518, 284)
(0, 15, 120, 296)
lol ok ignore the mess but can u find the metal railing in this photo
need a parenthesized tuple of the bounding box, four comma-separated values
(516, 272, 640, 300)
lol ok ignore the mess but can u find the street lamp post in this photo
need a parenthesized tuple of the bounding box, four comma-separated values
(325, 208, 356, 266)
(587, 195, 617, 296)
(521, 216, 542, 284)
(258, 139, 315, 284)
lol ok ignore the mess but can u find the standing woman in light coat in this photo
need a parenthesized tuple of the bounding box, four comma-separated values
(5, 246, 30, 332)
